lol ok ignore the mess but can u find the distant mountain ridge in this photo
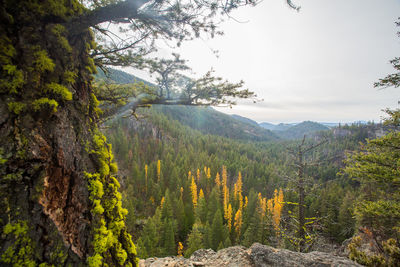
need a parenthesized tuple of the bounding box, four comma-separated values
(259, 121, 330, 140)
(231, 114, 259, 127)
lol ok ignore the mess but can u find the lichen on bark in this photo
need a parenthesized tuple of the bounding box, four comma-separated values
(0, 0, 137, 265)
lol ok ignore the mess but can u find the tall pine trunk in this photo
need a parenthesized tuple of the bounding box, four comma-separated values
(0, 1, 137, 266)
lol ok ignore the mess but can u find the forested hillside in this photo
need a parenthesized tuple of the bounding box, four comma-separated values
(148, 105, 278, 141)
(104, 104, 372, 257)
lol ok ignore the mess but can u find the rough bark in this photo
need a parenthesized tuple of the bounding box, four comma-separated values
(0, 1, 136, 265)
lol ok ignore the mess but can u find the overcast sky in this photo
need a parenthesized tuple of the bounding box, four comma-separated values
(129, 0, 400, 123)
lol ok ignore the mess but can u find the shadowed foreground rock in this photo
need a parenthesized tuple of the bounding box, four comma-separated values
(139, 243, 361, 267)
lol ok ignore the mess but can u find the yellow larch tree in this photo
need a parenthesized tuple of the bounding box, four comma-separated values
(199, 189, 205, 200)
(157, 159, 161, 183)
(160, 196, 165, 209)
(272, 188, 284, 231)
(180, 187, 184, 200)
(191, 177, 198, 207)
(258, 193, 267, 217)
(267, 189, 284, 231)
(145, 164, 148, 193)
(234, 208, 243, 237)
(262, 197, 267, 214)
(222, 166, 230, 221)
(177, 242, 184, 257)
(244, 196, 248, 209)
(207, 167, 211, 179)
(197, 168, 201, 181)
(236, 172, 243, 210)
(227, 203, 233, 231)
(188, 170, 192, 180)
(267, 199, 273, 214)
(215, 172, 221, 187)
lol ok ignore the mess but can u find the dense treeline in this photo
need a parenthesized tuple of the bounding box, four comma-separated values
(103, 106, 374, 257)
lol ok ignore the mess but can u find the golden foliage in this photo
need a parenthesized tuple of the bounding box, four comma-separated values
(234, 208, 243, 237)
(177, 242, 184, 257)
(157, 160, 161, 183)
(191, 177, 198, 207)
(236, 172, 243, 210)
(222, 166, 229, 221)
(160, 197, 165, 209)
(215, 172, 221, 187)
(199, 189, 205, 200)
(145, 164, 148, 193)
(227, 203, 233, 231)
(267, 189, 284, 231)
(258, 193, 267, 216)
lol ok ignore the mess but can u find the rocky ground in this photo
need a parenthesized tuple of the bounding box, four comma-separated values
(139, 243, 361, 267)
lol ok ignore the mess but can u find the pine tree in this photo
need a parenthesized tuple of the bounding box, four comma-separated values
(343, 122, 400, 265)
(196, 191, 208, 224)
(161, 219, 176, 256)
(338, 191, 356, 241)
(207, 187, 222, 225)
(185, 222, 204, 257)
(210, 209, 224, 251)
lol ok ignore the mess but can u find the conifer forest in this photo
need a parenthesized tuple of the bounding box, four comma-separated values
(0, 0, 399, 266)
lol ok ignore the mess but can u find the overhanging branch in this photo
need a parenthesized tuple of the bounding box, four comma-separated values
(66, 0, 152, 35)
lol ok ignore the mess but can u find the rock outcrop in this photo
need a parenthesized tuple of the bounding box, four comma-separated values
(139, 243, 361, 267)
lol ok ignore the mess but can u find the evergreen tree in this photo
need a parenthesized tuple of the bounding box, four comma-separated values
(161, 219, 176, 256)
(210, 209, 224, 251)
(185, 222, 205, 257)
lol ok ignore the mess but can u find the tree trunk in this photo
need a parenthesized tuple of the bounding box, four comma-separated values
(0, 1, 136, 266)
(297, 151, 305, 252)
